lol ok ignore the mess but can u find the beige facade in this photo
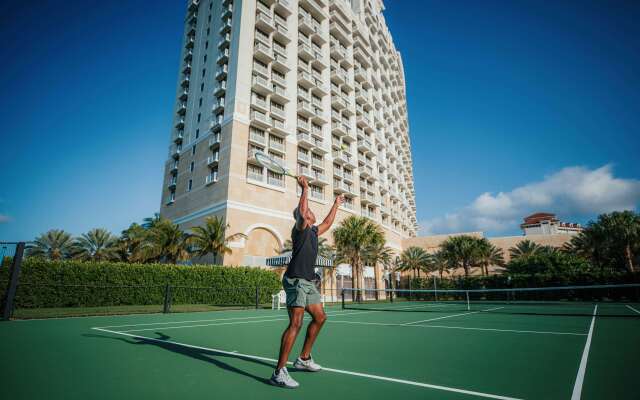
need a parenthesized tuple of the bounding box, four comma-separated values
(160, 0, 417, 277)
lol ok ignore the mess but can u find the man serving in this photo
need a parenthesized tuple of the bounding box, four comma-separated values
(270, 176, 344, 388)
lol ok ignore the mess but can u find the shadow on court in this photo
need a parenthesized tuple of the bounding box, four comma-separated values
(84, 332, 275, 385)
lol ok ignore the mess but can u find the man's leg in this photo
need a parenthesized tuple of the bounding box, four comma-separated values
(300, 303, 327, 359)
(276, 306, 305, 370)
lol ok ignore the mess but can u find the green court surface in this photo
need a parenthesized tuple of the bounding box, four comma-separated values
(1, 303, 639, 400)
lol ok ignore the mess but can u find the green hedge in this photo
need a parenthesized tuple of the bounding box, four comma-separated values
(407, 272, 640, 291)
(0, 259, 281, 309)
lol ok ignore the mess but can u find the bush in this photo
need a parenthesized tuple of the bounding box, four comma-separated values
(0, 259, 281, 309)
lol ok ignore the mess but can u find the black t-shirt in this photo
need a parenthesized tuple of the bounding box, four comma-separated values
(285, 225, 318, 282)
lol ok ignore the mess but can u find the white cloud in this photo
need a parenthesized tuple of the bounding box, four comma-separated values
(420, 165, 640, 235)
(0, 214, 10, 224)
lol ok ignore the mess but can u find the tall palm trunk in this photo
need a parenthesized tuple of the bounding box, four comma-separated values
(625, 244, 635, 272)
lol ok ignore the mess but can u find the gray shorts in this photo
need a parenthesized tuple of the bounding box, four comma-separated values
(282, 276, 322, 308)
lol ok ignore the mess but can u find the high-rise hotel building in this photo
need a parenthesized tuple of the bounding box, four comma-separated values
(160, 0, 417, 266)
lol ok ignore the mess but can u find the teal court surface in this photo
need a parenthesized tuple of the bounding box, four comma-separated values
(1, 302, 639, 400)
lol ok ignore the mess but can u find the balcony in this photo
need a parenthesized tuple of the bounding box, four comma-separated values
(255, 12, 275, 32)
(174, 131, 184, 144)
(298, 41, 314, 61)
(206, 172, 219, 185)
(170, 163, 178, 174)
(180, 76, 190, 88)
(171, 145, 181, 159)
(274, 21, 290, 43)
(209, 133, 221, 148)
(272, 53, 290, 72)
(300, 0, 327, 20)
(329, 21, 351, 44)
(184, 49, 193, 62)
(251, 110, 272, 129)
(217, 48, 230, 64)
(212, 97, 225, 114)
(254, 42, 274, 63)
(274, 0, 292, 16)
(343, 170, 354, 182)
(311, 157, 324, 169)
(333, 179, 347, 194)
(214, 80, 227, 97)
(207, 154, 220, 166)
(297, 165, 314, 180)
(297, 100, 314, 117)
(179, 88, 189, 102)
(168, 179, 177, 190)
(222, 3, 233, 19)
(297, 151, 311, 164)
(271, 118, 289, 136)
(270, 105, 286, 120)
(251, 95, 268, 113)
(185, 36, 195, 49)
(188, 0, 199, 12)
(311, 170, 328, 184)
(216, 64, 228, 80)
(220, 18, 232, 35)
(177, 102, 187, 115)
(251, 74, 272, 95)
(271, 84, 288, 102)
(175, 118, 185, 129)
(297, 131, 314, 147)
(269, 139, 285, 153)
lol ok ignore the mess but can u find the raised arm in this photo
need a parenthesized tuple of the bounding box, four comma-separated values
(318, 194, 344, 236)
(296, 176, 310, 230)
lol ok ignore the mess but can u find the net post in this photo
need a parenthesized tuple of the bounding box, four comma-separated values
(408, 279, 412, 302)
(163, 284, 172, 314)
(341, 289, 345, 309)
(466, 290, 470, 311)
(2, 242, 25, 321)
(433, 275, 438, 302)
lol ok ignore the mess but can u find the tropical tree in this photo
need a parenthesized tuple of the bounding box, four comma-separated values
(188, 216, 246, 263)
(397, 246, 432, 278)
(432, 250, 450, 279)
(363, 242, 394, 298)
(597, 211, 639, 272)
(333, 216, 385, 301)
(116, 223, 148, 262)
(509, 240, 541, 261)
(475, 239, 505, 276)
(26, 229, 74, 260)
(71, 228, 119, 261)
(137, 218, 190, 263)
(142, 213, 162, 230)
(280, 237, 332, 258)
(440, 235, 482, 277)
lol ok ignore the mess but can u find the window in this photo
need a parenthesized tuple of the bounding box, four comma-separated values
(204, 54, 207, 63)
(192, 144, 197, 155)
(202, 68, 206, 77)
(201, 83, 205, 91)
(199, 98, 203, 107)
(247, 164, 263, 182)
(188, 179, 193, 191)
(190, 161, 194, 172)
(197, 113, 201, 123)
(208, 15, 212, 22)
(206, 28, 210, 35)
(205, 41, 209, 49)
(195, 128, 200, 139)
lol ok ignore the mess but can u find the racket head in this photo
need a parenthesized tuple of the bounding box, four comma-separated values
(254, 151, 295, 177)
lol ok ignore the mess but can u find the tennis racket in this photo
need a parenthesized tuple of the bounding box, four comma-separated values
(254, 151, 297, 178)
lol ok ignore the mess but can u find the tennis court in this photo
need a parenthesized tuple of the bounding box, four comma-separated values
(1, 290, 639, 400)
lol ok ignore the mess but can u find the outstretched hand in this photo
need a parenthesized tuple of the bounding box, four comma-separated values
(334, 194, 345, 207)
(297, 176, 309, 189)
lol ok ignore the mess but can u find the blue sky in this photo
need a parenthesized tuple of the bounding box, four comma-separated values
(1, 0, 639, 241)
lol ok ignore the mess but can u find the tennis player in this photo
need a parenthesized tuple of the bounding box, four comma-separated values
(270, 176, 344, 388)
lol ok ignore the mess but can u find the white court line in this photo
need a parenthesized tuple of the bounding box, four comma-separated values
(626, 305, 640, 314)
(91, 326, 522, 400)
(95, 304, 443, 330)
(326, 319, 587, 336)
(570, 305, 597, 400)
(401, 307, 505, 325)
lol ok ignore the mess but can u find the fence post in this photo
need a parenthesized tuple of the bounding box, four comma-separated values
(341, 289, 345, 309)
(2, 242, 25, 321)
(255, 286, 260, 309)
(163, 284, 172, 314)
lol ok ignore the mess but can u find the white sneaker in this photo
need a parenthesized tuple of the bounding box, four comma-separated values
(293, 356, 322, 372)
(270, 367, 299, 388)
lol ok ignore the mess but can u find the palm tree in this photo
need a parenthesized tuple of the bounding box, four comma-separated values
(188, 216, 246, 264)
(280, 237, 332, 257)
(598, 211, 639, 273)
(476, 239, 505, 276)
(142, 213, 162, 230)
(564, 222, 608, 271)
(363, 242, 394, 298)
(432, 250, 450, 279)
(509, 240, 541, 261)
(138, 218, 190, 264)
(398, 246, 432, 278)
(440, 235, 481, 277)
(71, 228, 119, 261)
(116, 223, 147, 262)
(333, 216, 385, 301)
(26, 230, 74, 260)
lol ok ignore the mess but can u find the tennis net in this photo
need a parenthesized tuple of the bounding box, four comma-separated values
(341, 284, 640, 317)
